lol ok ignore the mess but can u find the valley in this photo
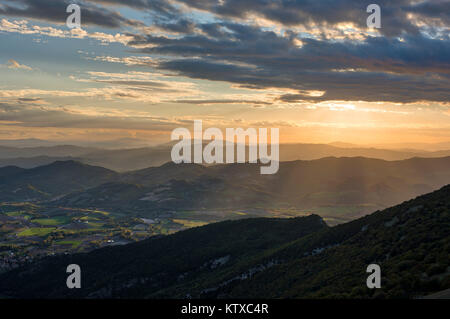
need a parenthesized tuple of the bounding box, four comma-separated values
(0, 201, 362, 273)
(1, 155, 449, 276)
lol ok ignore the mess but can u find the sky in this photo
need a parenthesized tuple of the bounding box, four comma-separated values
(0, 0, 449, 147)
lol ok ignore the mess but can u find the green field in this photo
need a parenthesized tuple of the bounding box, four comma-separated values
(32, 216, 71, 226)
(6, 211, 31, 219)
(17, 227, 56, 237)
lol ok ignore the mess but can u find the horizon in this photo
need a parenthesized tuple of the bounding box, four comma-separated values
(2, 137, 450, 152)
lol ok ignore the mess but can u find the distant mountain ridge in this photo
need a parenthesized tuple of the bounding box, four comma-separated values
(1, 143, 450, 172)
(0, 161, 117, 202)
(0, 156, 78, 169)
(0, 145, 98, 159)
(0, 166, 26, 177)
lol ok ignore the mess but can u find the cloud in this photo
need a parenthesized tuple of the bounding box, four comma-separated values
(0, 101, 181, 131)
(0, 0, 143, 28)
(0, 69, 203, 103)
(73, 71, 201, 98)
(81, 0, 449, 37)
(160, 59, 449, 103)
(1, 1, 449, 106)
(0, 101, 272, 133)
(170, 99, 272, 106)
(16, 98, 48, 105)
(1, 1, 447, 38)
(0, 19, 133, 45)
(124, 21, 450, 103)
(86, 55, 157, 66)
(5, 59, 32, 70)
(0, 87, 193, 103)
(89, 0, 180, 20)
(131, 22, 450, 75)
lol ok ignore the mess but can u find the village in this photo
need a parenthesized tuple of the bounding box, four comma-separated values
(0, 203, 167, 273)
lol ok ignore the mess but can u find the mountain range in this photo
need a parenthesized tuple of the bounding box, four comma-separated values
(1, 157, 449, 220)
(2, 143, 450, 171)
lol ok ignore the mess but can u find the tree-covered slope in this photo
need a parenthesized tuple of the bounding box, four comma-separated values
(187, 184, 449, 299)
(0, 215, 327, 298)
(0, 185, 449, 299)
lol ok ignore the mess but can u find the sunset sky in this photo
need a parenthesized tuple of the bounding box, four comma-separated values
(0, 0, 449, 146)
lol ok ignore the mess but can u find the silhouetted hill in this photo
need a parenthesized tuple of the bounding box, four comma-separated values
(2, 143, 450, 171)
(0, 156, 79, 169)
(72, 144, 450, 171)
(0, 161, 118, 202)
(0, 166, 26, 177)
(1, 185, 448, 299)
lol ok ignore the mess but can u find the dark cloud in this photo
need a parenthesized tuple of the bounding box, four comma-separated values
(2, 0, 448, 104)
(98, 0, 447, 37)
(89, 0, 180, 20)
(131, 22, 450, 74)
(153, 19, 197, 34)
(407, 1, 450, 25)
(0, 0, 142, 28)
(176, 0, 446, 37)
(125, 21, 450, 103)
(16, 98, 46, 103)
(18, 0, 434, 37)
(160, 59, 450, 103)
(8, 0, 443, 37)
